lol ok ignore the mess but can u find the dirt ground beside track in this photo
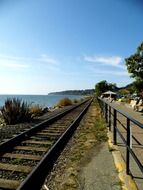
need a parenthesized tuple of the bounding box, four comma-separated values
(42, 102, 121, 190)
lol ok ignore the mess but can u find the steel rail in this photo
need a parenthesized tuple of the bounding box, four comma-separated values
(0, 98, 90, 153)
(0, 98, 92, 190)
(17, 98, 92, 190)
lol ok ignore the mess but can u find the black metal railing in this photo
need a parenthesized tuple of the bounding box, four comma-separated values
(98, 97, 143, 176)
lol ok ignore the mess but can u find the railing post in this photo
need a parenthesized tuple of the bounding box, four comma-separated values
(126, 118, 131, 175)
(108, 106, 111, 131)
(113, 109, 117, 145)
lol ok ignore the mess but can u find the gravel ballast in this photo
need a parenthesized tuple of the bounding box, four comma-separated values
(41, 102, 121, 190)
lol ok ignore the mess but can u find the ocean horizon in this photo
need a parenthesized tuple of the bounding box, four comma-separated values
(0, 94, 82, 108)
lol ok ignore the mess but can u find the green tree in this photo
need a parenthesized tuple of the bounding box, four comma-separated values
(125, 42, 143, 93)
(118, 89, 130, 96)
(95, 80, 117, 97)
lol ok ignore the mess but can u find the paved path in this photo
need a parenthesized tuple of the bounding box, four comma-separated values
(108, 101, 143, 190)
(79, 143, 121, 190)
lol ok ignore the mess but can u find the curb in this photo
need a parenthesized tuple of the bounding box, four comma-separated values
(107, 131, 138, 190)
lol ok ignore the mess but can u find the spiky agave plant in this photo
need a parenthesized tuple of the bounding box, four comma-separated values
(1, 98, 32, 124)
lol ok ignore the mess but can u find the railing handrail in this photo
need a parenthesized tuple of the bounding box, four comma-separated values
(98, 97, 143, 129)
(98, 97, 143, 176)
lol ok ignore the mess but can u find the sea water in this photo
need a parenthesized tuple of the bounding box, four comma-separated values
(0, 95, 82, 108)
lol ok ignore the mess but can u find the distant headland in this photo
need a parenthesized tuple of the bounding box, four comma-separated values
(48, 89, 95, 96)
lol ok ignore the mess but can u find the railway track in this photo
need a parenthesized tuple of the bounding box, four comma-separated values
(0, 98, 92, 190)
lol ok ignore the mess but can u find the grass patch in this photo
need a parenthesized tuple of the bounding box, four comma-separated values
(94, 118, 108, 142)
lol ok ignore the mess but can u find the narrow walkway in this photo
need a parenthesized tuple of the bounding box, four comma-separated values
(79, 143, 121, 190)
(108, 101, 143, 190)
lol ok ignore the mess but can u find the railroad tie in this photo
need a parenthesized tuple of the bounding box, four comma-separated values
(22, 140, 52, 145)
(0, 178, 21, 189)
(0, 163, 32, 173)
(2, 153, 42, 161)
(14, 146, 48, 152)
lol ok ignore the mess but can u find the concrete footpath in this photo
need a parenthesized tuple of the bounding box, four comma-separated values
(79, 143, 121, 190)
(79, 100, 141, 190)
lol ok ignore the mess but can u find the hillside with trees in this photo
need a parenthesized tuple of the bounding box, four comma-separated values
(95, 80, 136, 97)
(49, 89, 95, 96)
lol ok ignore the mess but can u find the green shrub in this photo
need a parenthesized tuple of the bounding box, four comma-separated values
(57, 98, 72, 108)
(1, 98, 32, 124)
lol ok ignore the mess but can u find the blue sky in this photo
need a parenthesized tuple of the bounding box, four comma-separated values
(0, 0, 143, 94)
